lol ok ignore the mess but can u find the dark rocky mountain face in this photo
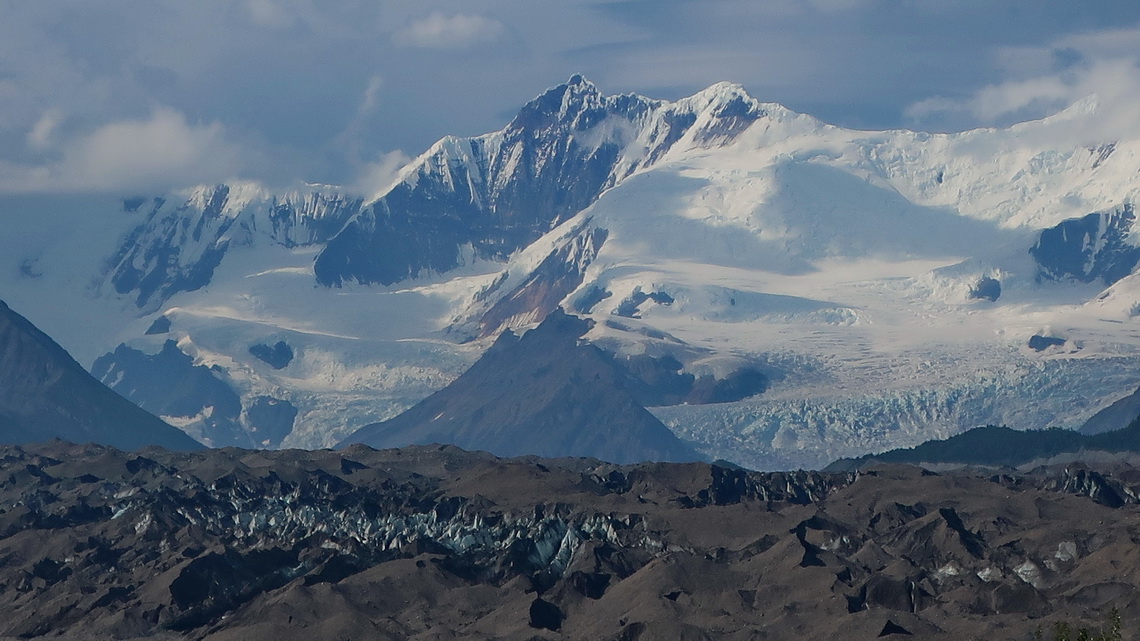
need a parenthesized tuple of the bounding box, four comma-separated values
(248, 340, 293, 370)
(339, 310, 702, 463)
(607, 352, 769, 407)
(313, 77, 645, 288)
(103, 189, 233, 311)
(91, 340, 294, 449)
(1030, 203, 1140, 286)
(0, 300, 201, 451)
(1, 442, 1139, 640)
(968, 275, 1002, 301)
(314, 76, 763, 288)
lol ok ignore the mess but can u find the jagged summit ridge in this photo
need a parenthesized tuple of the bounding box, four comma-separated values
(502, 75, 767, 139)
(506, 73, 639, 133)
(312, 76, 771, 288)
(94, 76, 786, 309)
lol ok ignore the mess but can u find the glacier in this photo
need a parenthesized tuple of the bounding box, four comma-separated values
(3, 76, 1140, 466)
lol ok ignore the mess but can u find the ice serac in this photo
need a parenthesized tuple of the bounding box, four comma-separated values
(339, 309, 702, 464)
(313, 75, 763, 287)
(1030, 203, 1140, 285)
(0, 300, 202, 451)
(102, 184, 361, 311)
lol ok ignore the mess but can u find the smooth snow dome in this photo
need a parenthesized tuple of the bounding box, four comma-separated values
(4, 77, 1140, 468)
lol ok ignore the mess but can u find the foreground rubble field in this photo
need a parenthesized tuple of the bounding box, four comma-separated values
(0, 442, 1138, 640)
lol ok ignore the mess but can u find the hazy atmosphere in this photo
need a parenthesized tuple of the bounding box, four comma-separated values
(10, 4, 1140, 638)
(4, 1, 1140, 193)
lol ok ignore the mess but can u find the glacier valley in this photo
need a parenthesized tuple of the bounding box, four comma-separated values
(4, 76, 1140, 468)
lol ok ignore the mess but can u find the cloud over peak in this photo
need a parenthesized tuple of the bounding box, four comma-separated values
(905, 23, 1140, 143)
(4, 108, 252, 193)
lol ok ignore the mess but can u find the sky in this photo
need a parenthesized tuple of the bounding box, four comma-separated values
(3, 0, 1140, 195)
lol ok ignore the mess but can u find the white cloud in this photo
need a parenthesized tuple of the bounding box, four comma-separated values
(2, 1, 1140, 193)
(927, 59, 1140, 134)
(246, 0, 297, 30)
(335, 74, 385, 165)
(905, 26, 1140, 144)
(906, 75, 1073, 123)
(2, 108, 251, 193)
(26, 109, 63, 151)
(352, 150, 411, 202)
(1058, 26, 1140, 60)
(393, 12, 506, 49)
(359, 75, 383, 116)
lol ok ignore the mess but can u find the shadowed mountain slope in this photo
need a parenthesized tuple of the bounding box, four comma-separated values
(0, 300, 202, 451)
(1082, 384, 1140, 435)
(339, 310, 702, 463)
(827, 416, 1140, 471)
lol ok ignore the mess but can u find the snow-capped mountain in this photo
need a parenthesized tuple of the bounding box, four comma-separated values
(103, 184, 362, 312)
(313, 75, 763, 288)
(5, 76, 1140, 466)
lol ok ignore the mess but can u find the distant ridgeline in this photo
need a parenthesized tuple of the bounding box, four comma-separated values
(827, 416, 1140, 471)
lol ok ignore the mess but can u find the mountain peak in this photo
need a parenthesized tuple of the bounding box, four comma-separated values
(683, 81, 761, 115)
(544, 73, 603, 102)
(565, 73, 596, 90)
(339, 308, 702, 463)
(507, 75, 618, 132)
(1041, 94, 1100, 123)
(699, 80, 751, 99)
